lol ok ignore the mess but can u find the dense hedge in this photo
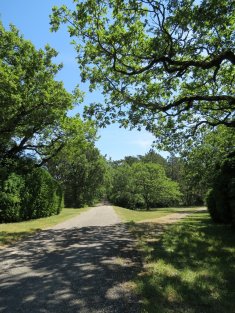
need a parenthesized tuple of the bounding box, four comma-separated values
(207, 155, 235, 227)
(0, 166, 63, 223)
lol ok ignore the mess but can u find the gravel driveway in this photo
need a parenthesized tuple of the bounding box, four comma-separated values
(0, 206, 141, 313)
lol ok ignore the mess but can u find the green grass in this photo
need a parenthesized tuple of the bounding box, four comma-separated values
(0, 207, 89, 246)
(114, 206, 202, 222)
(130, 211, 235, 313)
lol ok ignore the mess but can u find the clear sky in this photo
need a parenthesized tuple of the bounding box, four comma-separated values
(0, 0, 162, 160)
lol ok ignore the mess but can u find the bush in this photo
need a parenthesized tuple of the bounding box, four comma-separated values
(0, 164, 63, 223)
(229, 178, 235, 227)
(22, 167, 63, 220)
(207, 189, 220, 223)
(0, 173, 25, 222)
(207, 155, 235, 227)
(109, 191, 143, 210)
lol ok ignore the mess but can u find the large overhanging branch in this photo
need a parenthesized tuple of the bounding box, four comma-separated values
(50, 0, 235, 148)
(127, 94, 235, 128)
(112, 50, 235, 76)
(3, 127, 65, 160)
(125, 92, 235, 113)
(162, 95, 235, 112)
(36, 143, 65, 167)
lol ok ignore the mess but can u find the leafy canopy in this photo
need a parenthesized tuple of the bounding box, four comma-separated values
(179, 125, 235, 203)
(109, 161, 181, 209)
(47, 130, 107, 207)
(0, 23, 85, 165)
(50, 0, 235, 150)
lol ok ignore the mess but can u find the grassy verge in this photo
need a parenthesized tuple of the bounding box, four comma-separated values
(114, 206, 202, 222)
(0, 207, 89, 246)
(131, 211, 235, 313)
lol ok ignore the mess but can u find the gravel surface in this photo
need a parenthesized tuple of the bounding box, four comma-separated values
(0, 206, 141, 313)
(51, 205, 121, 229)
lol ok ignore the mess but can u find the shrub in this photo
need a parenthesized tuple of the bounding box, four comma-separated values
(207, 189, 220, 223)
(22, 167, 63, 220)
(228, 177, 235, 227)
(0, 164, 63, 223)
(0, 173, 25, 222)
(207, 155, 235, 227)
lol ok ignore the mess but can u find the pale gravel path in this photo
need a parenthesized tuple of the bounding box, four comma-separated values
(0, 206, 141, 313)
(51, 205, 121, 230)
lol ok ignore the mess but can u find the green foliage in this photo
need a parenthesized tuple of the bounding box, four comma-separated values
(0, 173, 25, 222)
(0, 164, 63, 223)
(109, 162, 181, 210)
(132, 163, 181, 209)
(206, 189, 219, 222)
(0, 22, 84, 166)
(22, 168, 63, 220)
(48, 140, 107, 208)
(0, 23, 105, 222)
(207, 154, 235, 226)
(109, 164, 136, 208)
(110, 150, 167, 168)
(177, 126, 234, 205)
(50, 0, 235, 151)
(166, 154, 184, 183)
(141, 150, 167, 169)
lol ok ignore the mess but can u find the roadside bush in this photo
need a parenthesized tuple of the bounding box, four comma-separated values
(0, 173, 25, 222)
(207, 155, 235, 227)
(229, 177, 235, 227)
(22, 168, 63, 220)
(207, 189, 220, 223)
(0, 164, 63, 223)
(109, 191, 143, 210)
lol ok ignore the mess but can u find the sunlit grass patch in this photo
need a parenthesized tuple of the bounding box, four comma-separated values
(133, 211, 235, 313)
(113, 206, 200, 222)
(0, 207, 89, 246)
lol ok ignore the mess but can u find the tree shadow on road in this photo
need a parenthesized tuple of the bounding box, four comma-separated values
(0, 224, 141, 313)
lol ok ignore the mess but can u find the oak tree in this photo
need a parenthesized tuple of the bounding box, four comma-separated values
(51, 0, 235, 150)
(0, 23, 83, 165)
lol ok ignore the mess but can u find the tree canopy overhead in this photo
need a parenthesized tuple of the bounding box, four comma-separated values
(51, 0, 235, 150)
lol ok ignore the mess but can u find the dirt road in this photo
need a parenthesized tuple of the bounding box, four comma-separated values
(0, 205, 201, 313)
(0, 206, 141, 313)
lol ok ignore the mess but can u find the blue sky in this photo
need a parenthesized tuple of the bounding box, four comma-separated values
(0, 0, 161, 160)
